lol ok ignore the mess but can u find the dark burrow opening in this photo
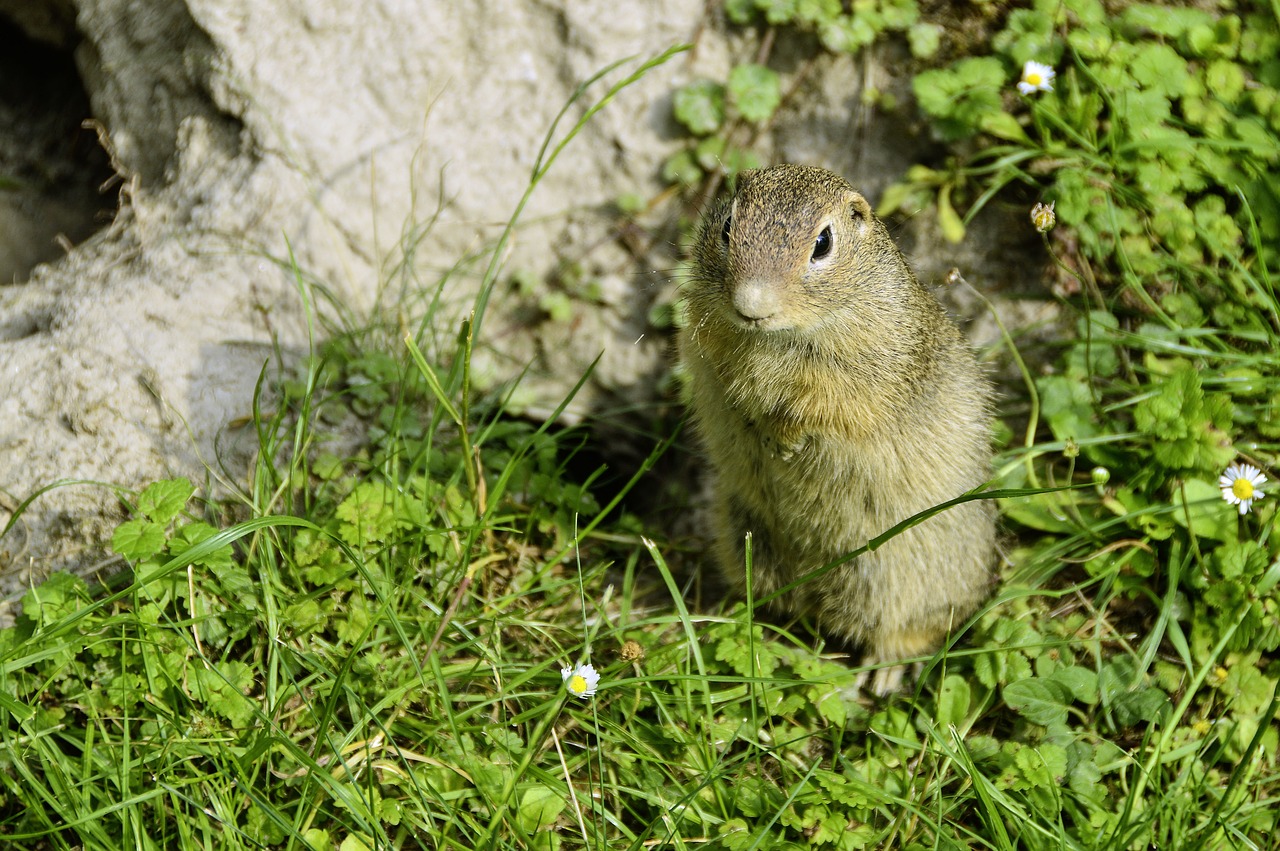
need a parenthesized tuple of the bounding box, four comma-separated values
(0, 9, 117, 284)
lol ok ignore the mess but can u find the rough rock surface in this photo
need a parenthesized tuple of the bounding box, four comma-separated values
(0, 0, 1051, 611)
(0, 0, 705, 602)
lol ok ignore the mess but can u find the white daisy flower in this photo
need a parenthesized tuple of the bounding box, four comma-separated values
(1219, 463, 1266, 515)
(561, 663, 600, 699)
(1018, 60, 1056, 95)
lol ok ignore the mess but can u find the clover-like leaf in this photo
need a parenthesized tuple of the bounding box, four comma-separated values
(335, 480, 399, 545)
(913, 57, 1005, 141)
(516, 784, 565, 833)
(1129, 43, 1190, 99)
(715, 622, 783, 677)
(673, 80, 726, 136)
(136, 477, 195, 524)
(111, 518, 167, 561)
(1049, 666, 1100, 705)
(1037, 374, 1099, 442)
(21, 571, 90, 625)
(193, 661, 256, 727)
(718, 818, 753, 851)
(169, 520, 234, 570)
(728, 63, 782, 124)
(1004, 677, 1073, 727)
(908, 22, 942, 58)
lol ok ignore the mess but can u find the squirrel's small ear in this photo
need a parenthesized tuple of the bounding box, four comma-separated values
(733, 168, 760, 192)
(846, 191, 874, 221)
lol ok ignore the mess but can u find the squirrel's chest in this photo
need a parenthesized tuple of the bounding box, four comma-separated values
(718, 409, 897, 540)
(687, 346, 921, 534)
(691, 335, 901, 448)
(705, 388, 879, 484)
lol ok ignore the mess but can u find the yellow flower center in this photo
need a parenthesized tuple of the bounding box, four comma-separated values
(1026, 72, 1043, 86)
(568, 674, 588, 694)
(1232, 478, 1255, 500)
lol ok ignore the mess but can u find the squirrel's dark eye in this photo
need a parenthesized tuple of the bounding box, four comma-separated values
(721, 216, 732, 244)
(811, 226, 833, 261)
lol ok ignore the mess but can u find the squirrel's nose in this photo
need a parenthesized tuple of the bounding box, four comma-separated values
(732, 280, 781, 322)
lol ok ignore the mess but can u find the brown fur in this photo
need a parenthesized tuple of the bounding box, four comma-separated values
(680, 165, 996, 693)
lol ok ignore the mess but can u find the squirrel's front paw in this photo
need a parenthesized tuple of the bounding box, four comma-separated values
(742, 416, 808, 460)
(762, 428, 808, 461)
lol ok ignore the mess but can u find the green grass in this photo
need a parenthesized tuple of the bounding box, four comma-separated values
(3, 10, 1280, 850)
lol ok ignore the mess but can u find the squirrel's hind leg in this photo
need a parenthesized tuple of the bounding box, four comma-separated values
(856, 625, 947, 695)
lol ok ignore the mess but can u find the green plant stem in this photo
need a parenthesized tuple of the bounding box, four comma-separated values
(477, 697, 567, 846)
(961, 275, 1041, 488)
(1194, 677, 1280, 846)
(1127, 610, 1244, 807)
(403, 330, 477, 498)
(467, 43, 689, 347)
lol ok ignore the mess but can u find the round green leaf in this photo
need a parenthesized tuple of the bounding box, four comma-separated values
(137, 477, 195, 524)
(517, 784, 566, 832)
(673, 80, 725, 136)
(1004, 677, 1072, 727)
(908, 22, 943, 58)
(111, 518, 167, 561)
(936, 674, 972, 725)
(728, 63, 782, 124)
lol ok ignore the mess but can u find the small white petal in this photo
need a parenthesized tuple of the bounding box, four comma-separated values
(1019, 60, 1056, 95)
(562, 663, 600, 698)
(1219, 462, 1269, 515)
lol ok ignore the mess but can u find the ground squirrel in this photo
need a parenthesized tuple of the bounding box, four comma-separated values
(680, 164, 996, 693)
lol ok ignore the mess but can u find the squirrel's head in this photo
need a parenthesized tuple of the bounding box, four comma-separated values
(692, 164, 909, 335)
